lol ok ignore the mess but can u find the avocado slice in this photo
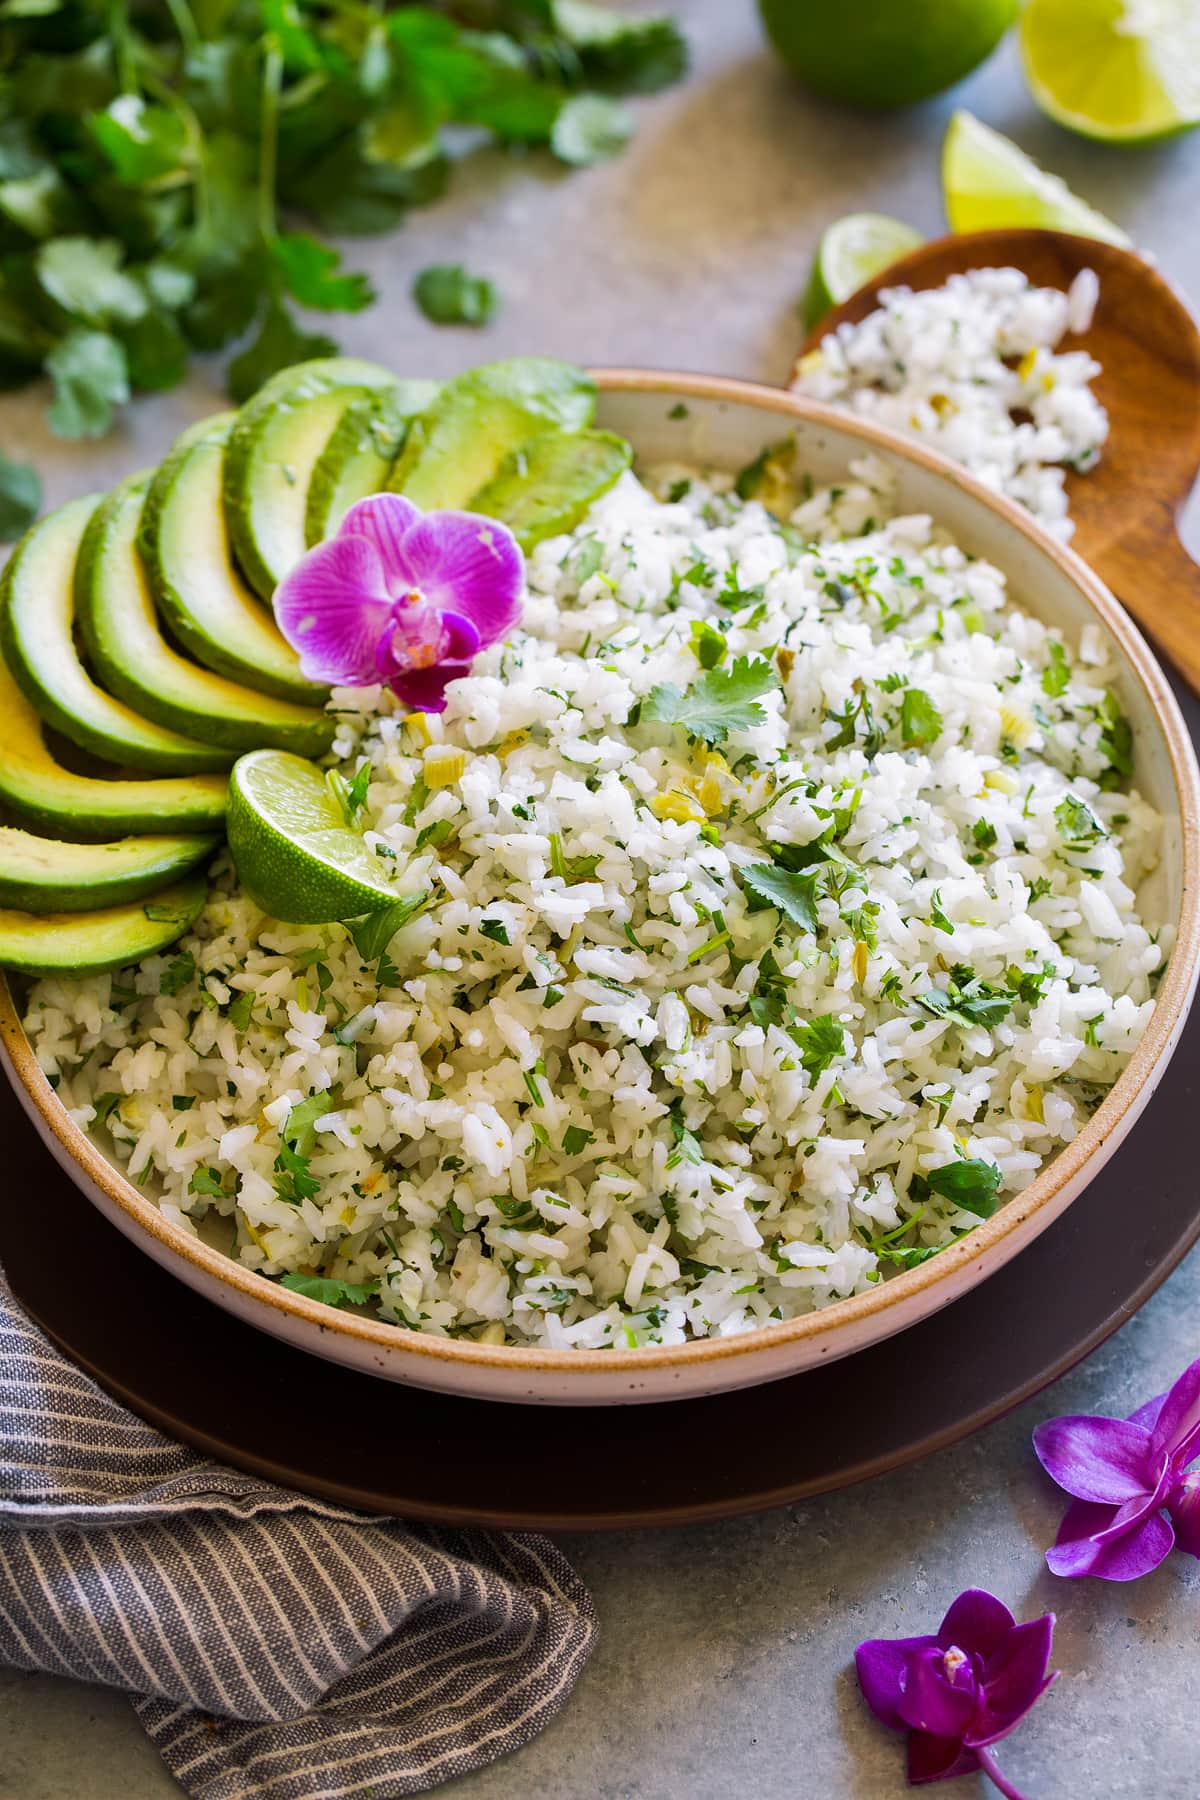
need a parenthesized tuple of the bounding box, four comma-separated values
(0, 496, 230, 775)
(0, 825, 218, 912)
(0, 875, 208, 976)
(0, 646, 227, 841)
(223, 357, 396, 598)
(305, 380, 440, 546)
(140, 415, 326, 705)
(470, 430, 633, 549)
(76, 476, 335, 758)
(390, 358, 596, 511)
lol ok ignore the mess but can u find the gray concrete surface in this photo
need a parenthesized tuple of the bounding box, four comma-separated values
(4, 2, 1200, 1795)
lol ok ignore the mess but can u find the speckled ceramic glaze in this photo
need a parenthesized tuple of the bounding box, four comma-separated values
(4, 372, 1198, 1404)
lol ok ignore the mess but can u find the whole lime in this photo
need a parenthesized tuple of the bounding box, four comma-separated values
(758, 0, 1019, 109)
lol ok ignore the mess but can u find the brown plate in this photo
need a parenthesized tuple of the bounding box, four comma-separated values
(5, 666, 1200, 1532)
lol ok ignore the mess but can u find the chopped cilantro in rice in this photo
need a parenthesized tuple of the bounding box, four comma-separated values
(23, 452, 1162, 1349)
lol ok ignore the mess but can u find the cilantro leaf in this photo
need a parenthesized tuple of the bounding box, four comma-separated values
(666, 1100, 704, 1168)
(747, 947, 790, 1027)
(742, 863, 820, 933)
(346, 893, 429, 963)
(918, 966, 1012, 1030)
(562, 1125, 593, 1155)
(926, 1158, 1002, 1217)
(37, 237, 147, 328)
(643, 655, 776, 746)
(189, 1166, 226, 1197)
(0, 451, 40, 539)
(271, 232, 375, 313)
(45, 329, 129, 438)
(688, 619, 726, 668)
(551, 94, 633, 165)
(279, 1272, 380, 1310)
(1041, 638, 1070, 698)
(90, 96, 187, 186)
(929, 888, 954, 936)
(900, 687, 943, 747)
(788, 1013, 846, 1080)
(413, 263, 498, 327)
(1055, 794, 1105, 848)
(158, 951, 195, 996)
(550, 3, 688, 93)
(226, 300, 338, 406)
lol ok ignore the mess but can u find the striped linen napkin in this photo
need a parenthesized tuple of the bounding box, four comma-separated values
(0, 1270, 596, 1798)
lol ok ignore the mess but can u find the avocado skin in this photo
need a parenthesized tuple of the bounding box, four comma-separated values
(75, 476, 335, 759)
(0, 827, 219, 912)
(0, 498, 231, 776)
(0, 874, 209, 976)
(223, 357, 396, 598)
(139, 415, 326, 705)
(471, 430, 633, 549)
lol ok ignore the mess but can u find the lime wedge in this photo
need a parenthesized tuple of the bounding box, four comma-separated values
(1021, 0, 1200, 143)
(228, 749, 418, 924)
(942, 110, 1131, 245)
(802, 214, 925, 330)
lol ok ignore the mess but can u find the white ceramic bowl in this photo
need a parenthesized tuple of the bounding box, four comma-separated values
(4, 371, 1199, 1405)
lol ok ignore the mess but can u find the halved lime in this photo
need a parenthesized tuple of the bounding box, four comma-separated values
(1021, 0, 1200, 144)
(942, 110, 1131, 245)
(228, 749, 412, 924)
(802, 214, 925, 330)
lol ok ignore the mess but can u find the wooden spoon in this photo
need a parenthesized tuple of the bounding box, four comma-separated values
(796, 228, 1200, 695)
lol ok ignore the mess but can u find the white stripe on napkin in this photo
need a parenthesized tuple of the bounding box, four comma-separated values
(0, 1274, 595, 1799)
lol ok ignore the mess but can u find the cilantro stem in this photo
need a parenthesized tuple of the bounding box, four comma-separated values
(163, 0, 200, 56)
(747, 778, 806, 824)
(687, 929, 731, 964)
(257, 36, 283, 246)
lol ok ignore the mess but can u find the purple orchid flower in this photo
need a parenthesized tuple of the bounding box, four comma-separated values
(1033, 1356, 1200, 1581)
(274, 492, 523, 712)
(856, 1589, 1056, 1798)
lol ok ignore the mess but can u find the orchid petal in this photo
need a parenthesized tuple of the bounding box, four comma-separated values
(936, 1589, 1014, 1659)
(1046, 1497, 1175, 1581)
(854, 1636, 937, 1729)
(907, 1731, 979, 1785)
(969, 1617, 1057, 1745)
(1149, 1357, 1200, 1465)
(273, 534, 393, 684)
(1033, 1414, 1156, 1503)
(1128, 1392, 1166, 1433)
(397, 510, 524, 645)
(388, 661, 473, 714)
(441, 610, 483, 660)
(1168, 1474, 1200, 1558)
(339, 493, 422, 570)
(895, 1647, 980, 1739)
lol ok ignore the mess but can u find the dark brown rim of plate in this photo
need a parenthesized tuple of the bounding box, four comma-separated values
(2, 369, 1199, 1388)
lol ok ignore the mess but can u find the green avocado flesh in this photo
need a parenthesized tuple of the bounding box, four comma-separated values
(391, 358, 596, 511)
(0, 646, 227, 840)
(76, 477, 335, 758)
(140, 415, 326, 705)
(0, 875, 208, 974)
(0, 496, 228, 774)
(223, 357, 396, 598)
(305, 380, 441, 546)
(0, 825, 218, 912)
(471, 429, 633, 548)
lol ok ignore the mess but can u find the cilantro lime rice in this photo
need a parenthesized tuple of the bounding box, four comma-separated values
(793, 266, 1106, 542)
(23, 454, 1162, 1349)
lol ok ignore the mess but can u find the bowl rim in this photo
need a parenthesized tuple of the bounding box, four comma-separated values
(4, 366, 1199, 1379)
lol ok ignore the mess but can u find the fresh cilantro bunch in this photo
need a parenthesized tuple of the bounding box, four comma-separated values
(0, 0, 685, 440)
